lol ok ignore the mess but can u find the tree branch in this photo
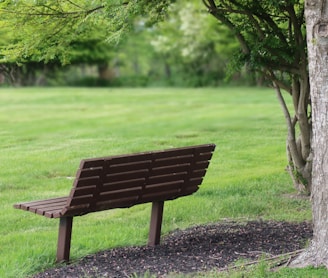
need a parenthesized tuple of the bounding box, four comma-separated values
(0, 5, 105, 18)
(273, 81, 305, 168)
(203, 0, 250, 54)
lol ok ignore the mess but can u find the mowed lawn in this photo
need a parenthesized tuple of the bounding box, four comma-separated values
(0, 87, 312, 277)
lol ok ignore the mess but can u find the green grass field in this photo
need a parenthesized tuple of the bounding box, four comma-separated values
(0, 87, 322, 277)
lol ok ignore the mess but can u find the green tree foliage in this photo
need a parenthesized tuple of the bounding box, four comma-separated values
(202, 1, 306, 77)
(0, 1, 106, 64)
(0, 1, 121, 85)
(1, 0, 237, 87)
(0, 0, 173, 64)
(150, 1, 239, 86)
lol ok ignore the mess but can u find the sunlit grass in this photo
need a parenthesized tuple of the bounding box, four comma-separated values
(0, 87, 314, 277)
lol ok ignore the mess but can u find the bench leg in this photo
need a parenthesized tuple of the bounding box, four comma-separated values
(56, 216, 73, 263)
(148, 201, 164, 246)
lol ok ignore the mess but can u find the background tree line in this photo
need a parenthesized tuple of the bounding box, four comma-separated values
(0, 1, 248, 88)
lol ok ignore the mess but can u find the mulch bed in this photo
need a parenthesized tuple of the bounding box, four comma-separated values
(33, 220, 312, 278)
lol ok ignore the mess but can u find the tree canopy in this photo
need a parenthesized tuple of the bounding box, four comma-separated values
(0, 1, 175, 64)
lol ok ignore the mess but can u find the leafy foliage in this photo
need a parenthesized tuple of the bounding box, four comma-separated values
(0, 1, 109, 64)
(0, 0, 175, 64)
(149, 1, 238, 86)
(203, 0, 306, 81)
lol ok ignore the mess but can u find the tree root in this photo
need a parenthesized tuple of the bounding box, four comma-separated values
(217, 249, 305, 272)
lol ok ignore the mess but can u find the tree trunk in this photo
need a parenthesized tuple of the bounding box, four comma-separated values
(273, 76, 312, 195)
(291, 0, 328, 267)
(98, 63, 115, 81)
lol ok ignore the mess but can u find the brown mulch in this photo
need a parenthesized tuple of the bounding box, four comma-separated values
(33, 220, 312, 278)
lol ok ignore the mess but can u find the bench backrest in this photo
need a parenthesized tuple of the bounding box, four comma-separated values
(61, 144, 215, 217)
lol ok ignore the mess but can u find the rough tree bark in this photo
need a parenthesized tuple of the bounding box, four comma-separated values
(291, 0, 328, 267)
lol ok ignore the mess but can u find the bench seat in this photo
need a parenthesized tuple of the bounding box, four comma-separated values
(14, 197, 68, 218)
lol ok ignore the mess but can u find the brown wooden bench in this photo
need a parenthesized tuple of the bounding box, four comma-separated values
(14, 144, 216, 263)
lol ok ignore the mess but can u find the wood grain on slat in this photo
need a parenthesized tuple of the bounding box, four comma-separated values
(99, 187, 142, 201)
(191, 169, 207, 178)
(103, 178, 146, 191)
(30, 202, 67, 213)
(148, 173, 188, 184)
(105, 153, 153, 165)
(144, 181, 184, 194)
(14, 197, 68, 211)
(197, 152, 214, 161)
(151, 164, 191, 176)
(105, 169, 149, 182)
(78, 168, 103, 178)
(81, 159, 104, 169)
(69, 195, 94, 206)
(74, 177, 100, 188)
(107, 160, 152, 174)
(69, 186, 96, 198)
(153, 156, 193, 168)
(62, 204, 90, 215)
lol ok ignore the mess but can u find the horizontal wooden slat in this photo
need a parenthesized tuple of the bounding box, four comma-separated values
(14, 197, 68, 211)
(44, 209, 63, 218)
(78, 167, 103, 178)
(105, 169, 149, 183)
(62, 204, 91, 216)
(98, 187, 142, 201)
(153, 156, 194, 168)
(74, 177, 100, 188)
(144, 180, 183, 194)
(80, 144, 214, 165)
(81, 159, 104, 169)
(35, 205, 64, 217)
(106, 153, 154, 165)
(106, 160, 152, 174)
(69, 186, 96, 198)
(151, 164, 190, 176)
(148, 148, 198, 159)
(103, 178, 146, 191)
(195, 144, 216, 153)
(14, 197, 68, 218)
(187, 178, 204, 187)
(30, 202, 67, 213)
(197, 152, 214, 161)
(148, 173, 188, 184)
(191, 169, 207, 178)
(69, 195, 94, 206)
(195, 161, 210, 169)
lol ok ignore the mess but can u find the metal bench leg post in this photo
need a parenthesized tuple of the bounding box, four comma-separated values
(56, 216, 73, 263)
(148, 201, 164, 246)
